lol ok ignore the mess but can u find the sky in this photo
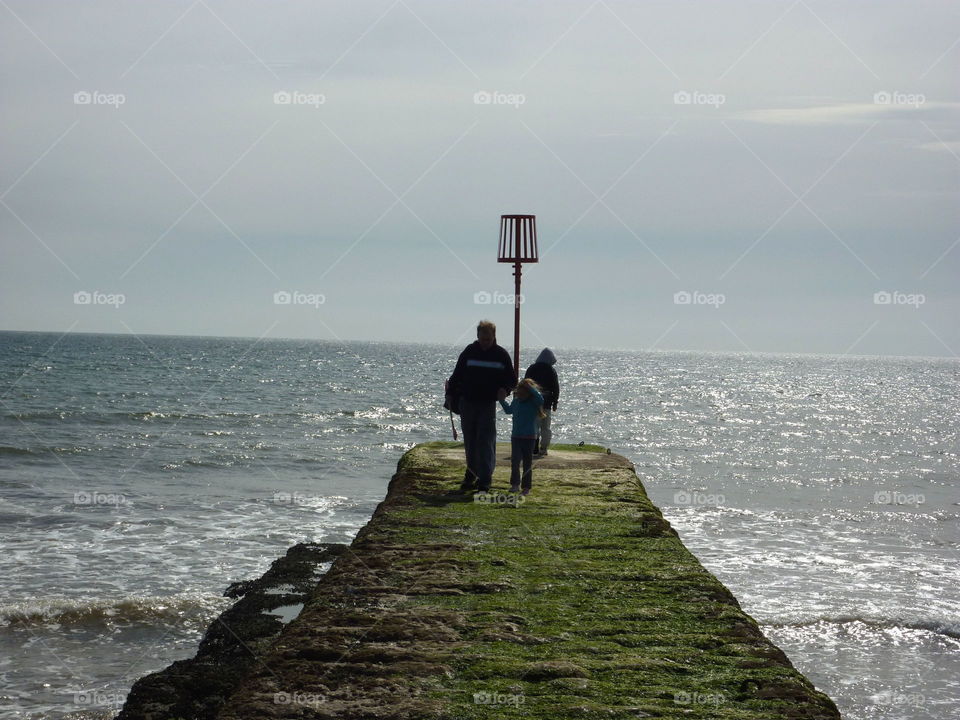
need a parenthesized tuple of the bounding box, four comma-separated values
(1, 0, 958, 357)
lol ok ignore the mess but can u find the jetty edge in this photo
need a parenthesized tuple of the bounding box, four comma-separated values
(121, 441, 840, 719)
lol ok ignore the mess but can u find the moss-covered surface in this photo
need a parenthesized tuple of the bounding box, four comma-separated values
(217, 442, 839, 719)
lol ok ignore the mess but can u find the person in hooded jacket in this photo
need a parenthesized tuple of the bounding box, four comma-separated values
(524, 348, 560, 455)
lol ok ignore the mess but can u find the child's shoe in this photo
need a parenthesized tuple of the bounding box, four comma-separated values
(520, 488, 530, 496)
(509, 484, 520, 494)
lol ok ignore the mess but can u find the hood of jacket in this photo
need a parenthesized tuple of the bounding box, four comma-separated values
(536, 348, 556, 365)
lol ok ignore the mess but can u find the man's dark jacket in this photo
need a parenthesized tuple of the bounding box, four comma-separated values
(449, 342, 517, 403)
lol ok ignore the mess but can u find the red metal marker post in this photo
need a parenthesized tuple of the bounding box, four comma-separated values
(497, 215, 539, 379)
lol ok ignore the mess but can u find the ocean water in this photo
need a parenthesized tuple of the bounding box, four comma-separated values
(0, 330, 957, 719)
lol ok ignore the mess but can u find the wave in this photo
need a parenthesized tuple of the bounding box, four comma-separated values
(7, 409, 354, 424)
(763, 614, 960, 640)
(0, 445, 36, 456)
(0, 444, 99, 457)
(3, 410, 68, 421)
(1, 592, 230, 628)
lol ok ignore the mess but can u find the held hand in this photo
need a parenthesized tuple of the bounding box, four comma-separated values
(497, 388, 508, 402)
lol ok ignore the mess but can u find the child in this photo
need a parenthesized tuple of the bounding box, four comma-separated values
(498, 378, 545, 495)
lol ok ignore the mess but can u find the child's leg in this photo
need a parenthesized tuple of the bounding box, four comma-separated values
(520, 438, 535, 489)
(510, 437, 522, 488)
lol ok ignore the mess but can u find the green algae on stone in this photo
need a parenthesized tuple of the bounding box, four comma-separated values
(204, 442, 839, 720)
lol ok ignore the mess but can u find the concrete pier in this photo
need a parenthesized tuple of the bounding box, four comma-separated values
(121, 441, 840, 719)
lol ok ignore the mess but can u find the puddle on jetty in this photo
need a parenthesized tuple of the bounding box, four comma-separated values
(265, 602, 304, 624)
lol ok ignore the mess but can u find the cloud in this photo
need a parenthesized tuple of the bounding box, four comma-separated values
(916, 140, 960, 155)
(739, 100, 959, 126)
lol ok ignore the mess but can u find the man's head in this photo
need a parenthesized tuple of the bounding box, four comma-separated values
(477, 320, 496, 351)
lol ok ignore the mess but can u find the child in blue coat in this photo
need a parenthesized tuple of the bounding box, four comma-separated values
(499, 378, 545, 495)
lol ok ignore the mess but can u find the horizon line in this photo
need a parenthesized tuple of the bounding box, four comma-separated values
(0, 327, 956, 363)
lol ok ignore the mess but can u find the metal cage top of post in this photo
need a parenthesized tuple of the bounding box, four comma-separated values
(498, 214, 539, 263)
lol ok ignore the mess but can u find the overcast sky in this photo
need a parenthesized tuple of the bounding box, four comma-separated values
(2, 0, 958, 357)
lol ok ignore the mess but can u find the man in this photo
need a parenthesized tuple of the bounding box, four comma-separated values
(524, 348, 560, 456)
(448, 320, 516, 492)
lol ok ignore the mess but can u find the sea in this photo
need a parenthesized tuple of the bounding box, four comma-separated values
(0, 330, 957, 719)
